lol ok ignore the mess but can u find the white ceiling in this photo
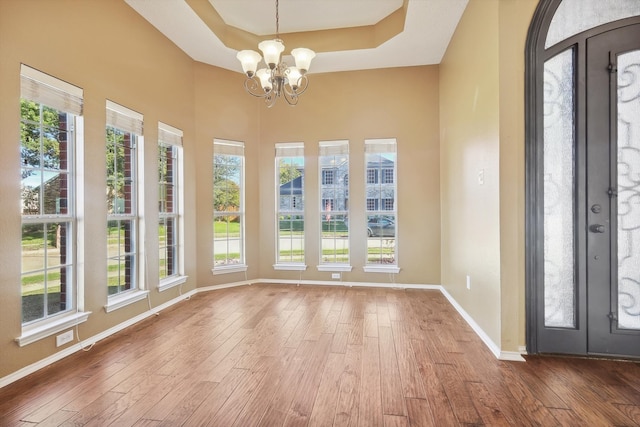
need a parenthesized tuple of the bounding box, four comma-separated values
(125, 0, 469, 74)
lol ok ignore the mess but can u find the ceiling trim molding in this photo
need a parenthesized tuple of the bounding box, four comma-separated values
(185, 0, 408, 54)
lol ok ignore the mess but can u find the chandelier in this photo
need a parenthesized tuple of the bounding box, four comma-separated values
(236, 0, 316, 107)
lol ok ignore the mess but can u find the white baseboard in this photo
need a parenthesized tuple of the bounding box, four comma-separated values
(0, 289, 197, 389)
(439, 288, 525, 362)
(0, 279, 524, 389)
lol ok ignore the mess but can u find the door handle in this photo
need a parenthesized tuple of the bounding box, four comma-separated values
(590, 224, 605, 233)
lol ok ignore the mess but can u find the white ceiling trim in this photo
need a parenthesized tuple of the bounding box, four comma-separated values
(124, 0, 468, 74)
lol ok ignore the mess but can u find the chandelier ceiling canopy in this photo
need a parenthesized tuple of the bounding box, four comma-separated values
(236, 0, 316, 107)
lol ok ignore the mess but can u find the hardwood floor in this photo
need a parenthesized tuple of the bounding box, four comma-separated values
(1, 284, 640, 426)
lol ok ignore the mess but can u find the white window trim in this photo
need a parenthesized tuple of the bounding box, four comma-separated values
(20, 69, 85, 333)
(273, 263, 308, 271)
(16, 311, 91, 347)
(213, 139, 246, 270)
(363, 265, 401, 274)
(158, 123, 185, 286)
(158, 275, 188, 292)
(317, 264, 353, 272)
(212, 264, 248, 275)
(105, 289, 149, 313)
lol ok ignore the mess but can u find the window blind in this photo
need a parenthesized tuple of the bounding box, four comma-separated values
(214, 139, 244, 156)
(365, 138, 397, 154)
(158, 122, 183, 147)
(319, 140, 349, 156)
(20, 64, 83, 115)
(275, 142, 304, 157)
(106, 100, 143, 135)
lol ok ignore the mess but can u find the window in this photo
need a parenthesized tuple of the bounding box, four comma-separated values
(158, 123, 186, 291)
(367, 169, 378, 184)
(275, 143, 306, 269)
(106, 101, 145, 309)
(18, 65, 89, 345)
(382, 169, 394, 184)
(322, 169, 334, 185)
(20, 65, 83, 336)
(213, 139, 245, 273)
(365, 139, 398, 271)
(318, 140, 350, 270)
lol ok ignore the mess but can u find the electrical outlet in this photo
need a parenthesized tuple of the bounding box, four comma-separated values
(56, 330, 74, 347)
(466, 275, 471, 290)
(331, 273, 341, 280)
(478, 169, 485, 185)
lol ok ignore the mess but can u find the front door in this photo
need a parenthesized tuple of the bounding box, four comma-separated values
(585, 24, 640, 357)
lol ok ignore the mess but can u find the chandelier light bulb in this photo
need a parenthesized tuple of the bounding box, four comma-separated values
(236, 50, 262, 77)
(258, 39, 285, 69)
(256, 69, 273, 92)
(287, 67, 302, 90)
(291, 48, 316, 74)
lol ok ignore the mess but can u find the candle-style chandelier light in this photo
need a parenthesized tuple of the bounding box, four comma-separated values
(236, 0, 316, 107)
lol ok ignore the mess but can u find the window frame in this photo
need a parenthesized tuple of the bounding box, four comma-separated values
(157, 122, 187, 291)
(212, 139, 247, 275)
(17, 65, 90, 346)
(364, 138, 399, 273)
(274, 142, 307, 270)
(318, 140, 351, 272)
(105, 100, 148, 313)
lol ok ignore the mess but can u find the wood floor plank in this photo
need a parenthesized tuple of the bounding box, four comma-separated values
(333, 344, 363, 427)
(383, 414, 409, 427)
(2, 284, 639, 427)
(308, 352, 347, 427)
(433, 363, 482, 425)
(409, 339, 458, 426)
(359, 336, 383, 427)
(378, 326, 407, 416)
(390, 320, 426, 399)
(405, 398, 435, 427)
(283, 333, 333, 426)
(466, 381, 512, 426)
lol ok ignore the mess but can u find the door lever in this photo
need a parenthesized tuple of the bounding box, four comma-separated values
(589, 224, 605, 233)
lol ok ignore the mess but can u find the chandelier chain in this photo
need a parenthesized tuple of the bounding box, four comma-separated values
(275, 0, 280, 39)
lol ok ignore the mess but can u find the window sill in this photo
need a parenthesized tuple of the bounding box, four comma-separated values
(363, 265, 400, 274)
(317, 264, 353, 272)
(273, 263, 307, 271)
(212, 264, 248, 275)
(16, 311, 91, 347)
(158, 275, 189, 292)
(105, 289, 149, 313)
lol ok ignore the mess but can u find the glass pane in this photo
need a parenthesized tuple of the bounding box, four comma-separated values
(22, 224, 46, 272)
(321, 213, 349, 264)
(46, 223, 68, 269)
(616, 49, 640, 330)
(543, 49, 576, 328)
(546, 0, 640, 49)
(367, 214, 396, 265)
(278, 214, 305, 263)
(22, 271, 45, 323)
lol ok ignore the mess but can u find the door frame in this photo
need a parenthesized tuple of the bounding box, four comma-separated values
(525, 0, 640, 355)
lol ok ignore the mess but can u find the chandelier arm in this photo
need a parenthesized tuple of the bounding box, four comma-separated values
(243, 77, 269, 98)
(293, 75, 310, 95)
(282, 88, 299, 106)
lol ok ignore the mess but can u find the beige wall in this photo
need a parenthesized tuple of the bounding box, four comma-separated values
(0, 0, 199, 377)
(257, 66, 441, 284)
(440, 0, 537, 351)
